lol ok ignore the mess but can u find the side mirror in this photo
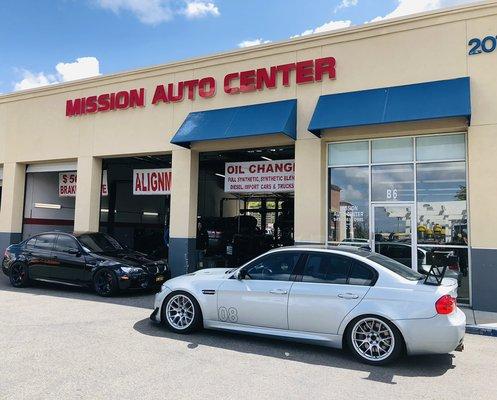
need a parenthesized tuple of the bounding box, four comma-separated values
(235, 269, 245, 280)
(67, 249, 81, 256)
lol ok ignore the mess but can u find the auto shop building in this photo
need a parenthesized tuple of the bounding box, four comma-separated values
(1, 1, 497, 311)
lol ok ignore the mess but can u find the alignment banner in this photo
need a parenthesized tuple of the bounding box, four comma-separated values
(133, 168, 172, 195)
(224, 160, 295, 193)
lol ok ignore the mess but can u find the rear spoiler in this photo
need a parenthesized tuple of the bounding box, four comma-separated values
(423, 265, 448, 286)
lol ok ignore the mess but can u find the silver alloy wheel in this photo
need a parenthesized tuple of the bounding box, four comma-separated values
(165, 294, 195, 330)
(351, 317, 395, 362)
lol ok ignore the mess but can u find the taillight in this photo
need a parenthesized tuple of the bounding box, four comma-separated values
(436, 295, 457, 315)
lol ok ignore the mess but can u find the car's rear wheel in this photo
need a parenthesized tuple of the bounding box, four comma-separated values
(347, 316, 403, 365)
(162, 291, 202, 334)
(93, 269, 118, 297)
(9, 262, 30, 288)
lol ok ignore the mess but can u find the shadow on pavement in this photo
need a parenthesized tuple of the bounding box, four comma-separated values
(0, 275, 154, 309)
(133, 317, 456, 384)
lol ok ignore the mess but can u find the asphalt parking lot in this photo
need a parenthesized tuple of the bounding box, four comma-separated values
(1, 275, 496, 400)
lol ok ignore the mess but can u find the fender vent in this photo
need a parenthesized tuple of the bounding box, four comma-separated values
(202, 289, 216, 295)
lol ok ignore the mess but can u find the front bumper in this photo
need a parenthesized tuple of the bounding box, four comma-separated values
(150, 286, 172, 323)
(118, 271, 170, 291)
(395, 307, 466, 355)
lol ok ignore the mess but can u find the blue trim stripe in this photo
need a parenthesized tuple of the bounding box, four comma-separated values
(308, 77, 471, 136)
(171, 99, 297, 148)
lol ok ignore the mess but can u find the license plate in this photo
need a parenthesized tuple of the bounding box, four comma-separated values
(155, 276, 165, 282)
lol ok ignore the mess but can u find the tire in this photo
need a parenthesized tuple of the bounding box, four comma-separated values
(161, 291, 202, 334)
(346, 315, 404, 366)
(93, 269, 119, 297)
(9, 262, 30, 288)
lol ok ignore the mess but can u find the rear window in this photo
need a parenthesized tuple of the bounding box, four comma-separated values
(368, 253, 423, 281)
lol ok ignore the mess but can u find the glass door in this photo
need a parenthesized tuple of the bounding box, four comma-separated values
(372, 204, 417, 270)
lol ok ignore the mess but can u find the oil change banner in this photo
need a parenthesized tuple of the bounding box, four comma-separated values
(133, 168, 172, 195)
(59, 171, 108, 197)
(224, 160, 295, 193)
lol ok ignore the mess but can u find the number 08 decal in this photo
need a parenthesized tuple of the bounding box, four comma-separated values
(218, 307, 238, 323)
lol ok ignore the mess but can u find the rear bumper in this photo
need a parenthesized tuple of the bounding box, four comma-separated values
(395, 308, 466, 355)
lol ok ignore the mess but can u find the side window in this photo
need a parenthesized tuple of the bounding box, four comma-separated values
(34, 234, 56, 251)
(54, 235, 80, 253)
(244, 252, 300, 281)
(348, 261, 375, 286)
(302, 253, 349, 284)
(24, 237, 37, 250)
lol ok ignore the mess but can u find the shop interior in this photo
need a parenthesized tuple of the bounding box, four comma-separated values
(99, 155, 171, 259)
(197, 146, 295, 269)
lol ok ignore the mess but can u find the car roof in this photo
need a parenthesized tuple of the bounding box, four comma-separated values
(270, 244, 372, 258)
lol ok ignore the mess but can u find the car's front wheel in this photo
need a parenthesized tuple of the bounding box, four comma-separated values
(347, 316, 403, 365)
(93, 269, 118, 297)
(162, 291, 202, 334)
(9, 262, 30, 288)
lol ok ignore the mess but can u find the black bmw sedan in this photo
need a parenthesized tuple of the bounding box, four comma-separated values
(2, 232, 170, 296)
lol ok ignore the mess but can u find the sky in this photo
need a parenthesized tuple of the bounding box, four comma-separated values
(0, 0, 482, 94)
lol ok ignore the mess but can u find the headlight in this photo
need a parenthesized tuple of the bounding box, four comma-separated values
(120, 266, 144, 274)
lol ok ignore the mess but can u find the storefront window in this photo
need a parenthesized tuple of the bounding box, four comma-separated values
(328, 167, 369, 243)
(416, 161, 467, 245)
(372, 137, 413, 163)
(371, 164, 414, 202)
(328, 141, 368, 166)
(327, 133, 469, 303)
(416, 134, 466, 161)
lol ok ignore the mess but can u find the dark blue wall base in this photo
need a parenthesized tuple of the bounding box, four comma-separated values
(294, 241, 325, 246)
(168, 238, 198, 278)
(471, 248, 497, 312)
(0, 232, 22, 257)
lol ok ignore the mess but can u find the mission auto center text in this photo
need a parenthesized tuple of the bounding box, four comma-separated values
(65, 57, 336, 116)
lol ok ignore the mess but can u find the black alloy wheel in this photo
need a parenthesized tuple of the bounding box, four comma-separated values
(9, 263, 30, 288)
(93, 269, 118, 297)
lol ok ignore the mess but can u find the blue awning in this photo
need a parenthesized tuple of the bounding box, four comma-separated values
(171, 99, 297, 148)
(308, 77, 471, 136)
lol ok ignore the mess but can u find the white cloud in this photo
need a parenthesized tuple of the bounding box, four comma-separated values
(368, 0, 477, 23)
(183, 1, 220, 18)
(14, 57, 101, 91)
(238, 38, 271, 48)
(94, 0, 220, 25)
(291, 20, 352, 38)
(334, 0, 358, 13)
(95, 0, 173, 25)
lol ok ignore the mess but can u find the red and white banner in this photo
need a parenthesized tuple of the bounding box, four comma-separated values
(224, 160, 295, 193)
(59, 171, 108, 197)
(133, 168, 172, 195)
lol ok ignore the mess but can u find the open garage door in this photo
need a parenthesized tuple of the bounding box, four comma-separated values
(99, 155, 171, 259)
(197, 146, 294, 269)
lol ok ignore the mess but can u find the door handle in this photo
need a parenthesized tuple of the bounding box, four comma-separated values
(269, 289, 288, 295)
(338, 293, 359, 300)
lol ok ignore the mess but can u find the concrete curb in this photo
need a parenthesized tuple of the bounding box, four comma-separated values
(466, 325, 497, 337)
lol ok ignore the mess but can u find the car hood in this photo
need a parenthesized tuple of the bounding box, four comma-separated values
(186, 268, 233, 279)
(90, 250, 164, 268)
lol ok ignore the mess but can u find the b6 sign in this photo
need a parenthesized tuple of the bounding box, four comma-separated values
(224, 160, 295, 193)
(133, 168, 172, 195)
(59, 171, 108, 197)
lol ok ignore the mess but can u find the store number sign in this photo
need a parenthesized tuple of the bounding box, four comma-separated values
(224, 160, 295, 193)
(468, 35, 497, 55)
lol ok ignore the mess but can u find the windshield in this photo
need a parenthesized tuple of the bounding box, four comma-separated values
(368, 253, 423, 281)
(78, 233, 124, 253)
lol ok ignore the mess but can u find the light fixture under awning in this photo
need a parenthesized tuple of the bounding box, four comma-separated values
(171, 99, 297, 148)
(308, 77, 471, 136)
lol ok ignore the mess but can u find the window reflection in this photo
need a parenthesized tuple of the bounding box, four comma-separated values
(416, 162, 467, 245)
(328, 167, 369, 243)
(371, 164, 414, 202)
